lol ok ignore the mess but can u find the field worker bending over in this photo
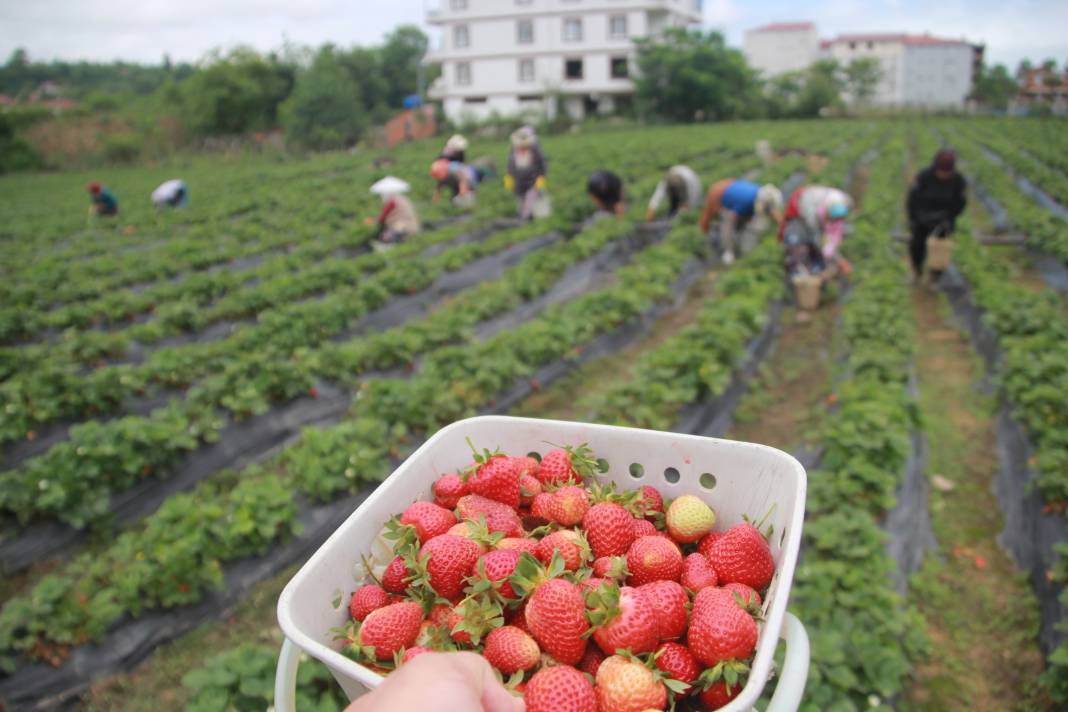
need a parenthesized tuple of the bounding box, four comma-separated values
(779, 184, 853, 275)
(440, 134, 468, 163)
(366, 176, 420, 247)
(505, 126, 549, 221)
(587, 170, 625, 219)
(151, 179, 189, 209)
(906, 148, 966, 280)
(645, 165, 702, 222)
(698, 179, 784, 265)
(87, 181, 118, 217)
(430, 159, 479, 205)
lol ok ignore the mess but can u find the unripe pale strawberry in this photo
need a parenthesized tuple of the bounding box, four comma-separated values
(595, 655, 667, 712)
(665, 495, 715, 544)
(496, 537, 540, 556)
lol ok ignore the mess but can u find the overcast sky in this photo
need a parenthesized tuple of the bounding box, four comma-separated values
(1, 0, 1065, 69)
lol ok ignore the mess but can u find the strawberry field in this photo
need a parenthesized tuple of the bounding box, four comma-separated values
(0, 117, 1066, 711)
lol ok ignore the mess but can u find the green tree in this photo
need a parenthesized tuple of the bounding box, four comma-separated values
(634, 28, 759, 121)
(972, 63, 1018, 109)
(379, 25, 432, 109)
(762, 71, 805, 118)
(794, 60, 845, 118)
(843, 58, 881, 107)
(280, 46, 365, 149)
(177, 47, 294, 136)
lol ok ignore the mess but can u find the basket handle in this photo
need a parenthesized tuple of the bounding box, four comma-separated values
(275, 637, 301, 712)
(764, 612, 811, 712)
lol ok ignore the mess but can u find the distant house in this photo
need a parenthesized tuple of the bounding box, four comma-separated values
(384, 106, 437, 148)
(1012, 68, 1068, 116)
(744, 22, 819, 78)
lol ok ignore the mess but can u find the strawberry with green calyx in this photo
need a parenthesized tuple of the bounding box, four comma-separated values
(579, 576, 608, 595)
(696, 660, 751, 709)
(398, 501, 458, 545)
(722, 582, 763, 611)
(349, 583, 390, 622)
(592, 555, 629, 580)
(585, 581, 659, 656)
(582, 502, 638, 559)
(665, 494, 716, 544)
(681, 553, 717, 593)
(356, 601, 424, 660)
(704, 523, 775, 592)
(639, 485, 665, 522)
(653, 642, 700, 693)
(510, 552, 590, 664)
(483, 625, 541, 674)
(409, 534, 481, 602)
(381, 555, 412, 594)
(546, 484, 591, 526)
(536, 529, 591, 572)
(465, 438, 522, 508)
(456, 494, 524, 537)
(636, 580, 689, 641)
(626, 535, 683, 586)
(688, 588, 758, 667)
(447, 515, 505, 552)
(538, 443, 608, 486)
(433, 472, 468, 509)
(524, 664, 597, 712)
(447, 593, 504, 646)
(595, 653, 669, 712)
(512, 455, 541, 480)
(468, 549, 522, 601)
(587, 481, 644, 510)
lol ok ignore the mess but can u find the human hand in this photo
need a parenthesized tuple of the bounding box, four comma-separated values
(362, 217, 376, 226)
(534, 176, 546, 191)
(504, 175, 515, 192)
(344, 651, 523, 712)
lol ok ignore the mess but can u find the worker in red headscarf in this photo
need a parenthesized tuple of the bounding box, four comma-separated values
(87, 182, 119, 216)
(906, 148, 967, 279)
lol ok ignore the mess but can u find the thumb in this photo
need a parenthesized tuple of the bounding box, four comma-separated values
(451, 652, 525, 712)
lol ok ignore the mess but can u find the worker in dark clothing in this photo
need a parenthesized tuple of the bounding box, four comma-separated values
(87, 182, 118, 216)
(587, 170, 625, 218)
(906, 149, 967, 279)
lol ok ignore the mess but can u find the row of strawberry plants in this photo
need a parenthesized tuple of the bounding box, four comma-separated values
(959, 121, 1068, 207)
(789, 135, 928, 709)
(983, 117, 1068, 184)
(0, 216, 717, 671)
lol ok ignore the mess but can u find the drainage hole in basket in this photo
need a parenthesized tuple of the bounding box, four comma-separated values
(699, 472, 717, 490)
(663, 467, 680, 484)
(527, 451, 542, 462)
(629, 462, 644, 479)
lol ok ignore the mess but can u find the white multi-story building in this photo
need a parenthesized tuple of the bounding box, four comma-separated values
(743, 22, 818, 78)
(820, 33, 979, 108)
(426, 0, 703, 123)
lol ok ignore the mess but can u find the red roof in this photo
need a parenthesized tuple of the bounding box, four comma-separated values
(827, 33, 969, 46)
(748, 22, 814, 34)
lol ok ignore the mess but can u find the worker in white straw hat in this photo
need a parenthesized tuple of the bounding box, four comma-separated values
(366, 176, 420, 247)
(645, 165, 702, 223)
(505, 126, 549, 220)
(440, 134, 469, 163)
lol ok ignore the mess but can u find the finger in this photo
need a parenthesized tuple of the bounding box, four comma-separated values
(448, 652, 524, 712)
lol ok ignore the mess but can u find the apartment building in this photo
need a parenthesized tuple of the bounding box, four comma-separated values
(426, 0, 703, 122)
(743, 22, 819, 78)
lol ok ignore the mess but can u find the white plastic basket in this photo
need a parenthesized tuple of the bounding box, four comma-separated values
(276, 416, 810, 711)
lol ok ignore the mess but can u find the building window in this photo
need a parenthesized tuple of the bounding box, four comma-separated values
(609, 15, 627, 39)
(519, 59, 535, 83)
(456, 62, 471, 86)
(516, 0, 533, 4)
(849, 42, 856, 50)
(453, 25, 469, 49)
(450, 0, 467, 9)
(610, 56, 629, 79)
(463, 96, 487, 104)
(517, 19, 534, 44)
(563, 18, 583, 42)
(565, 58, 583, 80)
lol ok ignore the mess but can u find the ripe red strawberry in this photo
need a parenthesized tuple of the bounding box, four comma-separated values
(699, 680, 740, 710)
(511, 554, 589, 665)
(382, 555, 411, 594)
(400, 501, 457, 545)
(655, 642, 700, 690)
(583, 502, 638, 559)
(665, 495, 716, 544)
(587, 582, 659, 656)
(681, 553, 717, 593)
(632, 518, 658, 538)
(483, 625, 540, 674)
(417, 534, 481, 601)
(595, 654, 667, 712)
(640, 485, 664, 520)
(530, 491, 554, 520)
(357, 601, 423, 660)
(456, 494, 523, 537)
(536, 529, 589, 571)
(626, 535, 683, 585)
(592, 555, 628, 580)
(349, 583, 390, 622)
(524, 665, 597, 712)
(433, 473, 467, 509)
(507, 602, 530, 633)
(578, 645, 606, 677)
(547, 485, 590, 526)
(689, 588, 758, 666)
(401, 646, 432, 663)
(637, 580, 689, 641)
(476, 548, 522, 599)
(519, 473, 542, 507)
(538, 444, 601, 485)
(496, 537, 540, 556)
(512, 455, 541, 480)
(466, 453, 521, 508)
(705, 523, 775, 591)
(722, 582, 762, 607)
(697, 531, 724, 558)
